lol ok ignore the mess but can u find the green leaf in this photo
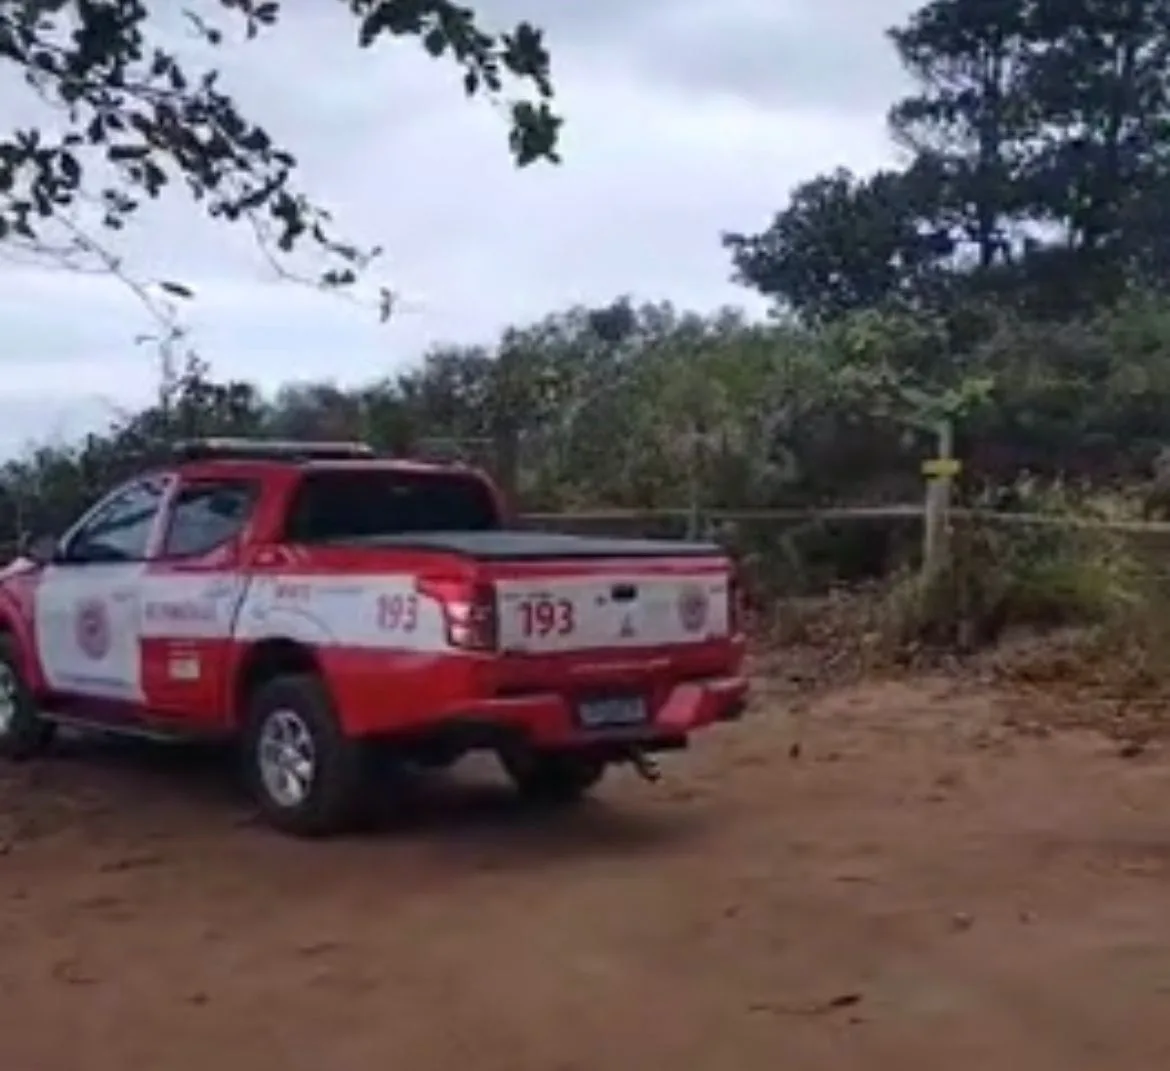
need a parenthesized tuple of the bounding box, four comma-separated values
(358, 5, 391, 47)
(107, 144, 150, 161)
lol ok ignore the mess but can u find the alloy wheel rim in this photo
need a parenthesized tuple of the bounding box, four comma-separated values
(257, 709, 316, 808)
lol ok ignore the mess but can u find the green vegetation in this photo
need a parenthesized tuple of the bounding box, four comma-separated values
(880, 484, 1148, 650)
(6, 0, 1170, 656)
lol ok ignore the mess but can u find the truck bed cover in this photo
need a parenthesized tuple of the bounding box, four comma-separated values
(315, 530, 723, 561)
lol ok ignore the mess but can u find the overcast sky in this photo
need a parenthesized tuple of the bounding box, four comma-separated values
(0, 0, 918, 457)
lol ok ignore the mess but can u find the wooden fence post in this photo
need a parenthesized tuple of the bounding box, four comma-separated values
(685, 426, 701, 540)
(491, 345, 521, 510)
(922, 418, 957, 574)
(492, 424, 519, 508)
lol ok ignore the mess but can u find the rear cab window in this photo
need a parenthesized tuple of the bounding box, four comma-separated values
(283, 467, 501, 542)
(160, 480, 259, 559)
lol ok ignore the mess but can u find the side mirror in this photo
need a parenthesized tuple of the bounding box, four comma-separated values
(19, 532, 58, 565)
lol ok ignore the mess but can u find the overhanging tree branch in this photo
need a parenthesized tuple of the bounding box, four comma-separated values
(0, 0, 561, 313)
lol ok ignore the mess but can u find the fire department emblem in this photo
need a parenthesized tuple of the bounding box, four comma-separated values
(75, 598, 111, 660)
(677, 585, 709, 633)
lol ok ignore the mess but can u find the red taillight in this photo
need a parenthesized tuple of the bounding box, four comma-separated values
(418, 578, 498, 651)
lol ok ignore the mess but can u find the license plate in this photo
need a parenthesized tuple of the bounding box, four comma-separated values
(577, 696, 648, 728)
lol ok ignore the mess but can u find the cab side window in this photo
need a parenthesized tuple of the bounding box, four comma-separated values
(63, 477, 167, 563)
(161, 481, 257, 559)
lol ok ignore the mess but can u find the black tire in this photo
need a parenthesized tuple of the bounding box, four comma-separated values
(0, 636, 55, 761)
(243, 673, 370, 837)
(501, 749, 606, 805)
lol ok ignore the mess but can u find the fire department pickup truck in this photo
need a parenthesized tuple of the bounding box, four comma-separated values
(0, 440, 747, 836)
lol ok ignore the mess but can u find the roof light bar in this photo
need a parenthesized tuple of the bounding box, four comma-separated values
(172, 438, 377, 462)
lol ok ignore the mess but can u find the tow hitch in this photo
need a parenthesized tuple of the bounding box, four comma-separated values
(629, 749, 661, 782)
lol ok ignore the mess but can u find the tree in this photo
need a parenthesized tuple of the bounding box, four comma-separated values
(888, 0, 1170, 313)
(1022, 0, 1170, 298)
(729, 0, 1170, 326)
(0, 0, 560, 308)
(723, 167, 953, 324)
(887, 0, 1033, 272)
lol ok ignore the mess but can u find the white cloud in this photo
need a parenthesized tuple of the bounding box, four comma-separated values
(0, 0, 919, 458)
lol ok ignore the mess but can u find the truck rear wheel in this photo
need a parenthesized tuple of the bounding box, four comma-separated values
(501, 750, 606, 805)
(0, 637, 55, 761)
(243, 673, 369, 837)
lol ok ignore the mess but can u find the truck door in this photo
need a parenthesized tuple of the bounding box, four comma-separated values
(34, 474, 171, 706)
(140, 478, 258, 726)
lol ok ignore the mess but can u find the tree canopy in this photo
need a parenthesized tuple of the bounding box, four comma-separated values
(727, 0, 1170, 324)
(7, 0, 1170, 582)
(0, 0, 560, 302)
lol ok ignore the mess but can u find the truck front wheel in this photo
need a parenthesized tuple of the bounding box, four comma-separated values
(243, 673, 369, 837)
(501, 749, 606, 805)
(0, 637, 55, 761)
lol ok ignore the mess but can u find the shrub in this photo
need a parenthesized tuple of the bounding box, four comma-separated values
(878, 479, 1146, 652)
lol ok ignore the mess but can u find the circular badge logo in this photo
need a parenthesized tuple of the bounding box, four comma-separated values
(677, 585, 709, 633)
(75, 598, 111, 660)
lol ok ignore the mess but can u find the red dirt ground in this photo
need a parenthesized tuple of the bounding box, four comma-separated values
(3, 674, 1170, 1070)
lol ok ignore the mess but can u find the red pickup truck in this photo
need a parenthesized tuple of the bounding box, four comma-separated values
(0, 439, 747, 836)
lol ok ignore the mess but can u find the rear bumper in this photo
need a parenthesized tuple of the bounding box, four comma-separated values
(428, 674, 748, 750)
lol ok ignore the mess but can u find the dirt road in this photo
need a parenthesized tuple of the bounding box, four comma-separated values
(3, 676, 1170, 1070)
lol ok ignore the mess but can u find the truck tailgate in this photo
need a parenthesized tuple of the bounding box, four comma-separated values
(492, 564, 731, 653)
